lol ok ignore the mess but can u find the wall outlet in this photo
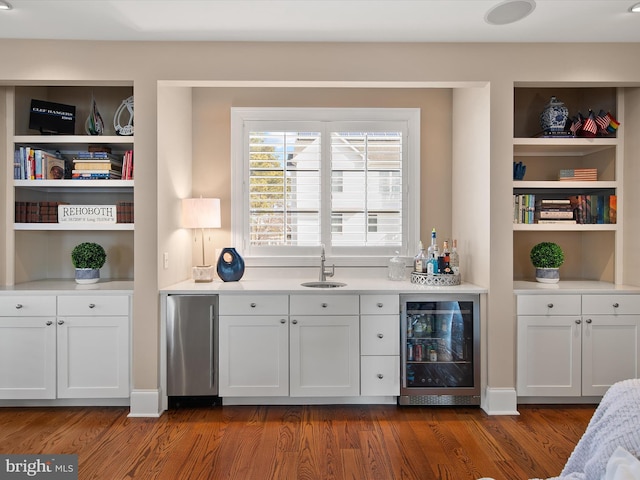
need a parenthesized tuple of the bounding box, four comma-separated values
(163, 252, 169, 269)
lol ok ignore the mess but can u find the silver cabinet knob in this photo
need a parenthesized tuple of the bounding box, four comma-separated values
(321, 303, 328, 308)
(46, 320, 53, 326)
(586, 318, 592, 324)
(15, 304, 23, 309)
(377, 374, 384, 379)
(88, 303, 95, 309)
(250, 303, 256, 308)
(547, 303, 554, 308)
(280, 319, 286, 324)
(575, 319, 581, 324)
(292, 319, 298, 324)
(613, 303, 619, 308)
(377, 303, 383, 308)
(377, 333, 384, 339)
(57, 320, 64, 325)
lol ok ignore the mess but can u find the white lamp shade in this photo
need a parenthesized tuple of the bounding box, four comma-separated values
(182, 198, 221, 229)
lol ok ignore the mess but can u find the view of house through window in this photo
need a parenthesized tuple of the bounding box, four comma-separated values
(232, 108, 419, 262)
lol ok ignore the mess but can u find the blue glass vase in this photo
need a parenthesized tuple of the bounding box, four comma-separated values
(216, 247, 245, 282)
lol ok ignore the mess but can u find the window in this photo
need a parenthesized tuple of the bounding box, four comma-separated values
(231, 108, 420, 265)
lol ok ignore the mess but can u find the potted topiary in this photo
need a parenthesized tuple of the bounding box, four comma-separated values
(530, 242, 564, 284)
(71, 242, 107, 284)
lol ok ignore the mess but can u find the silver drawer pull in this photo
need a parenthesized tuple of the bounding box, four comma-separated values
(377, 374, 384, 379)
(58, 320, 64, 325)
(88, 303, 96, 309)
(321, 303, 328, 308)
(292, 319, 298, 324)
(575, 319, 581, 324)
(613, 303, 619, 308)
(46, 320, 53, 326)
(377, 303, 383, 308)
(250, 303, 257, 308)
(377, 333, 384, 339)
(280, 319, 286, 324)
(547, 303, 554, 308)
(15, 304, 23, 309)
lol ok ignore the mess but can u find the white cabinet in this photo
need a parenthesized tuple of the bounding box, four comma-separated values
(290, 294, 360, 397)
(218, 295, 289, 396)
(516, 293, 639, 398)
(0, 296, 57, 399)
(360, 295, 400, 396)
(56, 295, 130, 398)
(0, 293, 130, 400)
(219, 293, 362, 398)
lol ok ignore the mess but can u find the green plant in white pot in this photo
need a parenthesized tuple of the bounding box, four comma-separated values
(530, 242, 564, 284)
(71, 242, 107, 284)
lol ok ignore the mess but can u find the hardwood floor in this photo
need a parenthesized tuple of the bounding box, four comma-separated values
(0, 404, 595, 480)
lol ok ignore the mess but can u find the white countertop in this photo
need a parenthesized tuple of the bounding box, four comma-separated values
(0, 279, 134, 294)
(161, 277, 487, 295)
(514, 280, 640, 294)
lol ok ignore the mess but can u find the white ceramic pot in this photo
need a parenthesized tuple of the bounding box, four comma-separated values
(535, 267, 560, 284)
(75, 268, 100, 284)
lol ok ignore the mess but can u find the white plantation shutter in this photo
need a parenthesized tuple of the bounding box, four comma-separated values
(233, 108, 419, 262)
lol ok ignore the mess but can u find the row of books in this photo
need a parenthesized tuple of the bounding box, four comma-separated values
(15, 201, 134, 224)
(513, 195, 617, 224)
(13, 148, 134, 180)
(15, 202, 69, 223)
(14, 147, 65, 180)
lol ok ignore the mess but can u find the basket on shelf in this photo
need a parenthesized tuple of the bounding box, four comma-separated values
(411, 272, 461, 286)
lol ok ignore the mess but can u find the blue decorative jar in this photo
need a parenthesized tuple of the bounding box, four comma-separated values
(540, 96, 569, 133)
(216, 247, 245, 282)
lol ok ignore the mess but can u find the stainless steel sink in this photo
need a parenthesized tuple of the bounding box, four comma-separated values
(300, 281, 347, 288)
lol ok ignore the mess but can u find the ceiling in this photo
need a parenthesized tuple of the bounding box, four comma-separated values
(1, 0, 640, 43)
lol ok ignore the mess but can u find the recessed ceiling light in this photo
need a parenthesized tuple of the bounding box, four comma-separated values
(631, 2, 640, 13)
(485, 0, 536, 25)
(0, 0, 12, 10)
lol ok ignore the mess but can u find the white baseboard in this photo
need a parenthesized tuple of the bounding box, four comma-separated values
(128, 389, 162, 417)
(483, 387, 519, 415)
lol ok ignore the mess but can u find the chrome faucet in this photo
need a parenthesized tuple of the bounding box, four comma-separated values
(319, 244, 335, 282)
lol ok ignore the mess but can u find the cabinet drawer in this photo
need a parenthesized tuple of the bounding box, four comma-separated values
(361, 315, 400, 355)
(290, 294, 359, 316)
(517, 294, 581, 316)
(582, 294, 640, 315)
(360, 295, 399, 315)
(361, 356, 400, 396)
(219, 294, 288, 316)
(57, 295, 129, 316)
(0, 296, 56, 316)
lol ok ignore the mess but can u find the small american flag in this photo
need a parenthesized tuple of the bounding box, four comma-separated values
(595, 110, 610, 132)
(582, 111, 598, 136)
(569, 115, 582, 136)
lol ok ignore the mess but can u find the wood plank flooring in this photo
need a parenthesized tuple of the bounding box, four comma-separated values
(0, 404, 595, 480)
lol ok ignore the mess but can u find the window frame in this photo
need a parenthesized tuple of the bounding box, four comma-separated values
(231, 107, 420, 267)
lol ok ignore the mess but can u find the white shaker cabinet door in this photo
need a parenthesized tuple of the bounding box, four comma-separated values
(289, 315, 360, 397)
(517, 315, 582, 397)
(56, 316, 130, 398)
(0, 317, 56, 399)
(581, 315, 639, 396)
(218, 315, 289, 397)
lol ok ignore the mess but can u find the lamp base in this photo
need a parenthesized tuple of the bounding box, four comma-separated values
(192, 265, 215, 283)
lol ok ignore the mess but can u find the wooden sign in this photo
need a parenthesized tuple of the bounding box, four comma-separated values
(58, 205, 116, 224)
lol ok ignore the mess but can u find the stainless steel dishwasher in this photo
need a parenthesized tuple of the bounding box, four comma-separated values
(166, 295, 219, 406)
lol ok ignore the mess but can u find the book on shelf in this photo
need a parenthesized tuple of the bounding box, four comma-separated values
(14, 147, 67, 180)
(72, 170, 122, 180)
(74, 151, 122, 161)
(72, 161, 122, 170)
(569, 194, 617, 224)
(539, 210, 574, 219)
(537, 219, 577, 224)
(15, 201, 69, 223)
(121, 150, 134, 180)
(116, 201, 134, 223)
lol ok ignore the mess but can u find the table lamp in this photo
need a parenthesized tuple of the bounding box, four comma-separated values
(182, 197, 221, 282)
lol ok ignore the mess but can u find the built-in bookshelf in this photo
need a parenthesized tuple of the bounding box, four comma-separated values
(512, 86, 623, 283)
(5, 85, 134, 284)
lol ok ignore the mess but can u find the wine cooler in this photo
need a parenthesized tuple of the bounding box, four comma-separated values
(400, 294, 480, 405)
